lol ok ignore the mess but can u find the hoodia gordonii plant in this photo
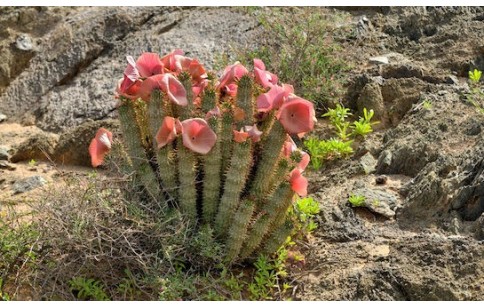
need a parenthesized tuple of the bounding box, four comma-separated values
(88, 50, 316, 264)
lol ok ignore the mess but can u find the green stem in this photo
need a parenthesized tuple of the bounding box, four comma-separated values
(176, 136, 198, 223)
(250, 120, 287, 199)
(260, 219, 294, 256)
(147, 90, 178, 201)
(202, 117, 222, 224)
(239, 182, 293, 260)
(225, 199, 255, 263)
(214, 140, 252, 238)
(118, 103, 164, 204)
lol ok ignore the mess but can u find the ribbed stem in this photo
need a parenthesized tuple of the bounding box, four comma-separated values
(236, 75, 254, 126)
(147, 91, 178, 201)
(118, 103, 163, 203)
(179, 72, 194, 119)
(225, 199, 255, 262)
(239, 182, 294, 259)
(220, 109, 234, 178)
(177, 136, 198, 223)
(202, 116, 222, 224)
(214, 140, 252, 238)
(250, 120, 287, 199)
(260, 219, 294, 256)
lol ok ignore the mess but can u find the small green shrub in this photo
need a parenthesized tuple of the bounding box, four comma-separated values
(467, 69, 484, 114)
(69, 277, 110, 301)
(348, 194, 366, 207)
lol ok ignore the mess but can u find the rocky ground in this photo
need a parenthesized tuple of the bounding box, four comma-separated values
(0, 6, 483, 300)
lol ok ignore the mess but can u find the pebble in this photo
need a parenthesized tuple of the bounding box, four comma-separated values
(369, 56, 389, 65)
(15, 34, 34, 51)
(0, 113, 6, 123)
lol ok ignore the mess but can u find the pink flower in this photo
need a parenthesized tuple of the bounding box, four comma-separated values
(283, 136, 310, 172)
(289, 168, 308, 197)
(116, 77, 142, 100)
(160, 49, 185, 72)
(136, 52, 164, 78)
(138, 74, 188, 106)
(88, 128, 113, 167)
(205, 106, 221, 121)
(216, 62, 248, 90)
(253, 58, 278, 88)
(276, 96, 316, 136)
(224, 84, 238, 97)
(233, 129, 249, 143)
(244, 124, 263, 142)
(156, 116, 182, 149)
(181, 118, 217, 154)
(256, 83, 294, 113)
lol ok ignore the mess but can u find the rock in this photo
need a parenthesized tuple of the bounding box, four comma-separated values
(381, 63, 423, 79)
(15, 34, 34, 51)
(446, 75, 460, 85)
(10, 131, 59, 163)
(0, 113, 6, 122)
(351, 186, 401, 219)
(359, 152, 377, 174)
(12, 175, 47, 194)
(0, 160, 16, 171)
(53, 119, 119, 166)
(0, 146, 9, 160)
(369, 56, 389, 65)
(375, 175, 388, 185)
(356, 82, 385, 123)
(0, 7, 261, 133)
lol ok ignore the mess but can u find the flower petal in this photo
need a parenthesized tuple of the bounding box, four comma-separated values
(89, 128, 113, 167)
(156, 116, 181, 149)
(253, 58, 266, 71)
(160, 74, 188, 106)
(233, 129, 249, 143)
(244, 124, 263, 142)
(160, 49, 185, 72)
(181, 118, 217, 154)
(254, 67, 278, 88)
(136, 52, 164, 78)
(276, 96, 316, 135)
(138, 74, 164, 102)
(124, 56, 139, 81)
(289, 168, 308, 197)
(216, 62, 248, 90)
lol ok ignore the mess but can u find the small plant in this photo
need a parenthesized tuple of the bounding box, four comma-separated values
(69, 277, 110, 301)
(304, 137, 354, 170)
(348, 194, 366, 207)
(291, 196, 320, 235)
(466, 69, 484, 114)
(422, 99, 432, 110)
(350, 108, 379, 138)
(304, 104, 378, 170)
(28, 158, 37, 167)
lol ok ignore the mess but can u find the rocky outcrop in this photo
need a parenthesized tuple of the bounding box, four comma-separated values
(0, 7, 260, 132)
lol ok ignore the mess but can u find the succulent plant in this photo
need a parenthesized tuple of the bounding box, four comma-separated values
(89, 50, 316, 264)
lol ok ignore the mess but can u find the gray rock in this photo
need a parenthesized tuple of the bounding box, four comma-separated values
(356, 82, 385, 123)
(0, 146, 9, 160)
(10, 131, 59, 163)
(13, 175, 47, 194)
(369, 56, 389, 65)
(0, 160, 16, 171)
(359, 152, 377, 174)
(15, 34, 34, 51)
(0, 7, 261, 133)
(351, 186, 401, 219)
